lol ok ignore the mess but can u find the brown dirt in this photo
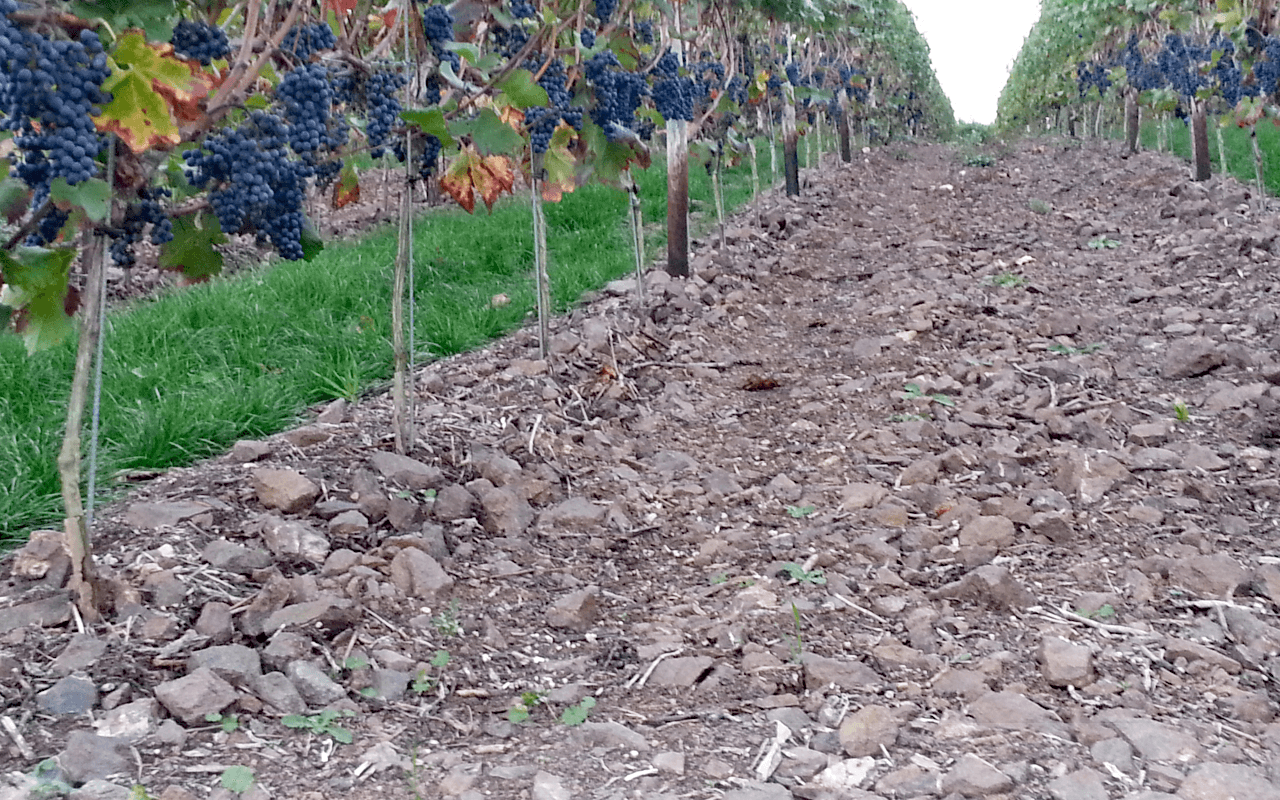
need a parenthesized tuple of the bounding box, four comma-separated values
(5, 137, 1280, 800)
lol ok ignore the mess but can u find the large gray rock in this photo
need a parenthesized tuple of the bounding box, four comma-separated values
(475, 485, 534, 536)
(940, 753, 1013, 796)
(37, 674, 98, 715)
(967, 691, 1069, 737)
(286, 660, 347, 705)
(1179, 762, 1280, 800)
(259, 514, 329, 564)
(546, 588, 598, 631)
(802, 654, 881, 691)
(153, 667, 238, 724)
(370, 451, 444, 490)
(838, 704, 899, 757)
(252, 468, 320, 513)
(57, 732, 131, 785)
(187, 644, 262, 685)
(1107, 716, 1204, 762)
(389, 548, 454, 598)
(1162, 337, 1225, 379)
(1038, 635, 1094, 687)
(538, 497, 606, 530)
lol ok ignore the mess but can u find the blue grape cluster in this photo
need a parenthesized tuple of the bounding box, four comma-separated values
(329, 66, 358, 105)
(581, 28, 596, 48)
(171, 20, 231, 65)
(1255, 35, 1280, 96)
(766, 73, 782, 98)
(494, 25, 529, 59)
(726, 73, 747, 106)
(423, 5, 461, 74)
(594, 0, 616, 23)
(1075, 61, 1111, 98)
(0, 11, 110, 196)
(690, 59, 724, 112)
(277, 63, 346, 184)
(510, 0, 536, 18)
(1123, 35, 1165, 92)
(366, 68, 407, 157)
(184, 111, 309, 260)
(281, 22, 336, 61)
(418, 134, 442, 181)
(109, 188, 173, 267)
(1209, 38, 1248, 106)
(650, 51, 694, 122)
(524, 58, 581, 153)
(585, 50, 647, 138)
(634, 21, 654, 45)
(1157, 34, 1206, 99)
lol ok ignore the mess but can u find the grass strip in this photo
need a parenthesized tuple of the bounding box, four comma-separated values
(1131, 114, 1280, 194)
(0, 136, 796, 544)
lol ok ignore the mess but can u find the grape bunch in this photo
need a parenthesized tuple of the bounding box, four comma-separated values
(418, 134, 442, 181)
(1156, 34, 1206, 99)
(0, 12, 111, 196)
(1209, 37, 1249, 107)
(581, 29, 596, 49)
(277, 63, 346, 183)
(634, 21, 654, 46)
(593, 0, 616, 23)
(281, 22, 336, 61)
(1255, 35, 1280, 96)
(524, 57, 582, 153)
(1075, 61, 1111, 99)
(365, 68, 407, 157)
(510, 0, 537, 18)
(650, 51, 693, 122)
(585, 51, 647, 138)
(1122, 35, 1164, 92)
(109, 188, 174, 267)
(171, 20, 231, 66)
(184, 111, 309, 260)
(423, 5, 461, 74)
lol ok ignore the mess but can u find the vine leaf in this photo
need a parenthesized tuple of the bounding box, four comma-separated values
(0, 247, 76, 354)
(440, 146, 515, 213)
(467, 108, 525, 156)
(96, 32, 202, 152)
(539, 126, 577, 203)
(50, 178, 111, 223)
(402, 108, 455, 149)
(0, 178, 30, 225)
(495, 70, 549, 109)
(158, 214, 226, 282)
(69, 0, 176, 42)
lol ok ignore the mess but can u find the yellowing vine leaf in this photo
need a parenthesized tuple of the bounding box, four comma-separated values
(332, 162, 361, 209)
(96, 32, 206, 152)
(440, 146, 514, 213)
(539, 126, 577, 203)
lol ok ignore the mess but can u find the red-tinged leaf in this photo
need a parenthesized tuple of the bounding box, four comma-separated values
(0, 178, 30, 225)
(96, 32, 202, 152)
(324, 0, 359, 15)
(0, 246, 76, 354)
(440, 149, 478, 213)
(332, 162, 360, 209)
(475, 155, 515, 211)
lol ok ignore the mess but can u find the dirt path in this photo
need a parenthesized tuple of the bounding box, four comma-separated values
(4, 138, 1280, 800)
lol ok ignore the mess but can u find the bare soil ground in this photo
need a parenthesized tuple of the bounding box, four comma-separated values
(5, 137, 1280, 800)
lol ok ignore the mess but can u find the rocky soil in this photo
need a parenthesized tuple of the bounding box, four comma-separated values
(4, 136, 1280, 800)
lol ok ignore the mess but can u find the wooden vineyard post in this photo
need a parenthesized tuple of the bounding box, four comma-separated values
(1251, 125, 1267, 212)
(60, 213, 110, 623)
(391, 177, 412, 454)
(531, 152, 553, 353)
(762, 103, 777, 185)
(1218, 119, 1228, 172)
(748, 138, 761, 227)
(837, 90, 852, 163)
(711, 146, 726, 251)
(666, 117, 690, 277)
(782, 81, 800, 196)
(1125, 88, 1140, 155)
(1094, 102, 1104, 139)
(623, 171, 645, 307)
(1190, 100, 1211, 182)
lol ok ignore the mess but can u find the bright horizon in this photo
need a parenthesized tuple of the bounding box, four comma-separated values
(901, 0, 1043, 125)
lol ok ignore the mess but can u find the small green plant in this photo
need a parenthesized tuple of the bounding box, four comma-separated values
(559, 697, 596, 726)
(129, 785, 153, 800)
(963, 152, 995, 167)
(1173, 400, 1190, 423)
(282, 709, 355, 744)
(1049, 342, 1106, 356)
(710, 572, 729, 585)
(893, 150, 911, 161)
(343, 655, 369, 670)
(411, 649, 451, 694)
(789, 602, 805, 662)
(312, 367, 361, 404)
(902, 383, 955, 407)
(433, 600, 464, 637)
(986, 272, 1026, 288)
(786, 504, 817, 519)
(30, 759, 71, 799)
(780, 562, 827, 585)
(508, 690, 544, 723)
(1087, 236, 1120, 249)
(1028, 198, 1052, 214)
(1074, 604, 1116, 620)
(204, 711, 240, 733)
(220, 766, 255, 795)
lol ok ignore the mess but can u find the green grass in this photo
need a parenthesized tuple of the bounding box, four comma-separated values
(1134, 114, 1280, 194)
(1, 134, 803, 544)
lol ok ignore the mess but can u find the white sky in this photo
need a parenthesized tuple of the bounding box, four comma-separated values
(901, 0, 1043, 124)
